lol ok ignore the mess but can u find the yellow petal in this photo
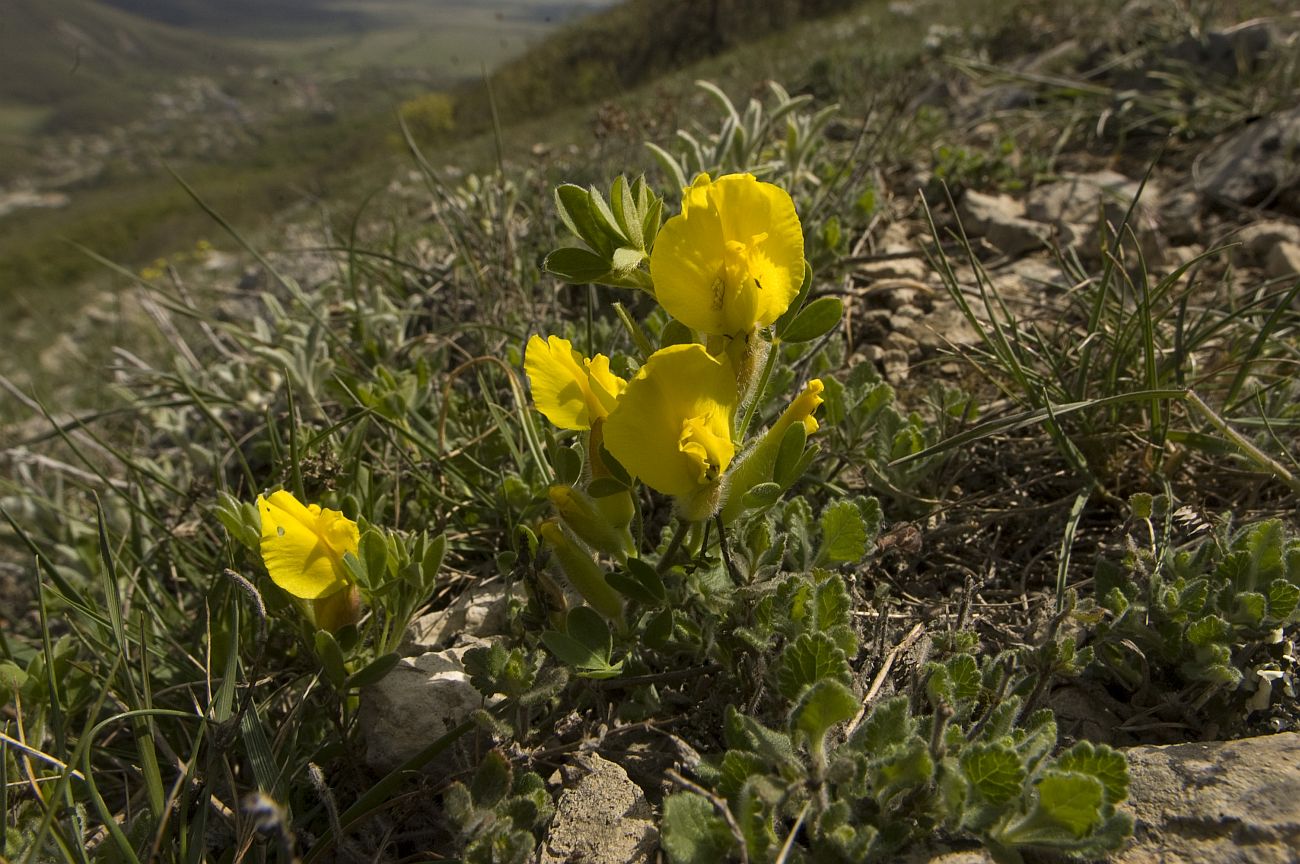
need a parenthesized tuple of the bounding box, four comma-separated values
(603, 344, 737, 509)
(524, 335, 627, 430)
(257, 490, 354, 599)
(650, 173, 804, 336)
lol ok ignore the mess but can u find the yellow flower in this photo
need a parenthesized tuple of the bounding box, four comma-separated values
(524, 335, 627, 431)
(650, 173, 804, 337)
(257, 490, 359, 600)
(603, 344, 738, 521)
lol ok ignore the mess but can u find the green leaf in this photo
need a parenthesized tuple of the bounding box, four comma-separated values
(313, 630, 347, 689)
(777, 632, 851, 700)
(1035, 771, 1105, 837)
(540, 631, 599, 668)
(947, 654, 982, 703)
(791, 679, 858, 754)
(470, 750, 513, 809)
(1055, 742, 1129, 806)
(567, 606, 612, 656)
(742, 482, 782, 510)
(1268, 578, 1300, 621)
(421, 533, 447, 590)
(851, 696, 915, 753)
(553, 444, 583, 486)
(960, 743, 1025, 805)
(1186, 614, 1230, 647)
(612, 175, 644, 249)
(544, 247, 611, 284)
(1233, 592, 1267, 627)
(554, 184, 608, 253)
(611, 246, 646, 275)
(814, 575, 851, 631)
(344, 652, 401, 689)
(626, 558, 668, 605)
(872, 737, 934, 806)
(645, 608, 673, 649)
(819, 500, 869, 565)
(361, 529, 389, 585)
(661, 793, 735, 864)
(587, 186, 625, 244)
(781, 296, 843, 343)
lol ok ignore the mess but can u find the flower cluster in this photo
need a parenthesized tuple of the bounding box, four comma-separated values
(525, 172, 824, 614)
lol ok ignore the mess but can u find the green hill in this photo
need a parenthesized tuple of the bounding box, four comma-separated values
(0, 0, 246, 136)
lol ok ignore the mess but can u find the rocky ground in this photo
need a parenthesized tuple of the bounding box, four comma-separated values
(349, 13, 1300, 863)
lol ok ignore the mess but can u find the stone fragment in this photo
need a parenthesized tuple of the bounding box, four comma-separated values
(1197, 107, 1300, 215)
(858, 255, 929, 282)
(1235, 221, 1300, 267)
(404, 577, 519, 653)
(960, 190, 1052, 257)
(1265, 242, 1300, 281)
(358, 647, 486, 774)
(901, 301, 981, 354)
(1026, 170, 1156, 226)
(540, 753, 658, 864)
(1116, 732, 1300, 864)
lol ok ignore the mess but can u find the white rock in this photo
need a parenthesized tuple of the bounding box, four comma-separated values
(961, 190, 1053, 257)
(404, 577, 519, 653)
(1117, 732, 1300, 864)
(358, 648, 486, 775)
(1265, 242, 1300, 281)
(1197, 107, 1300, 214)
(1236, 221, 1300, 262)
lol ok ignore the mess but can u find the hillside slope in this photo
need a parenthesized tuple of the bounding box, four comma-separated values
(0, 0, 244, 134)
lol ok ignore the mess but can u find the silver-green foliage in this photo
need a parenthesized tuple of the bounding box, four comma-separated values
(1090, 510, 1300, 715)
(664, 583, 1133, 862)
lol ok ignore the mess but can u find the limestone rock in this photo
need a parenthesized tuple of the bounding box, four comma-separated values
(858, 255, 929, 282)
(1197, 107, 1300, 215)
(404, 577, 519, 653)
(1028, 171, 1165, 263)
(358, 647, 486, 775)
(1236, 221, 1300, 262)
(540, 753, 658, 864)
(1265, 242, 1300, 281)
(960, 190, 1052, 256)
(1117, 732, 1300, 864)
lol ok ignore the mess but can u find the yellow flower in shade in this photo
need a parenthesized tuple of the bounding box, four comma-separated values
(524, 335, 627, 431)
(603, 344, 739, 521)
(257, 490, 360, 600)
(650, 173, 804, 337)
(719, 379, 824, 524)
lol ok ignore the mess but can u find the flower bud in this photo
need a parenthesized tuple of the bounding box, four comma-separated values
(549, 484, 635, 560)
(719, 378, 824, 524)
(311, 584, 362, 633)
(539, 519, 625, 625)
